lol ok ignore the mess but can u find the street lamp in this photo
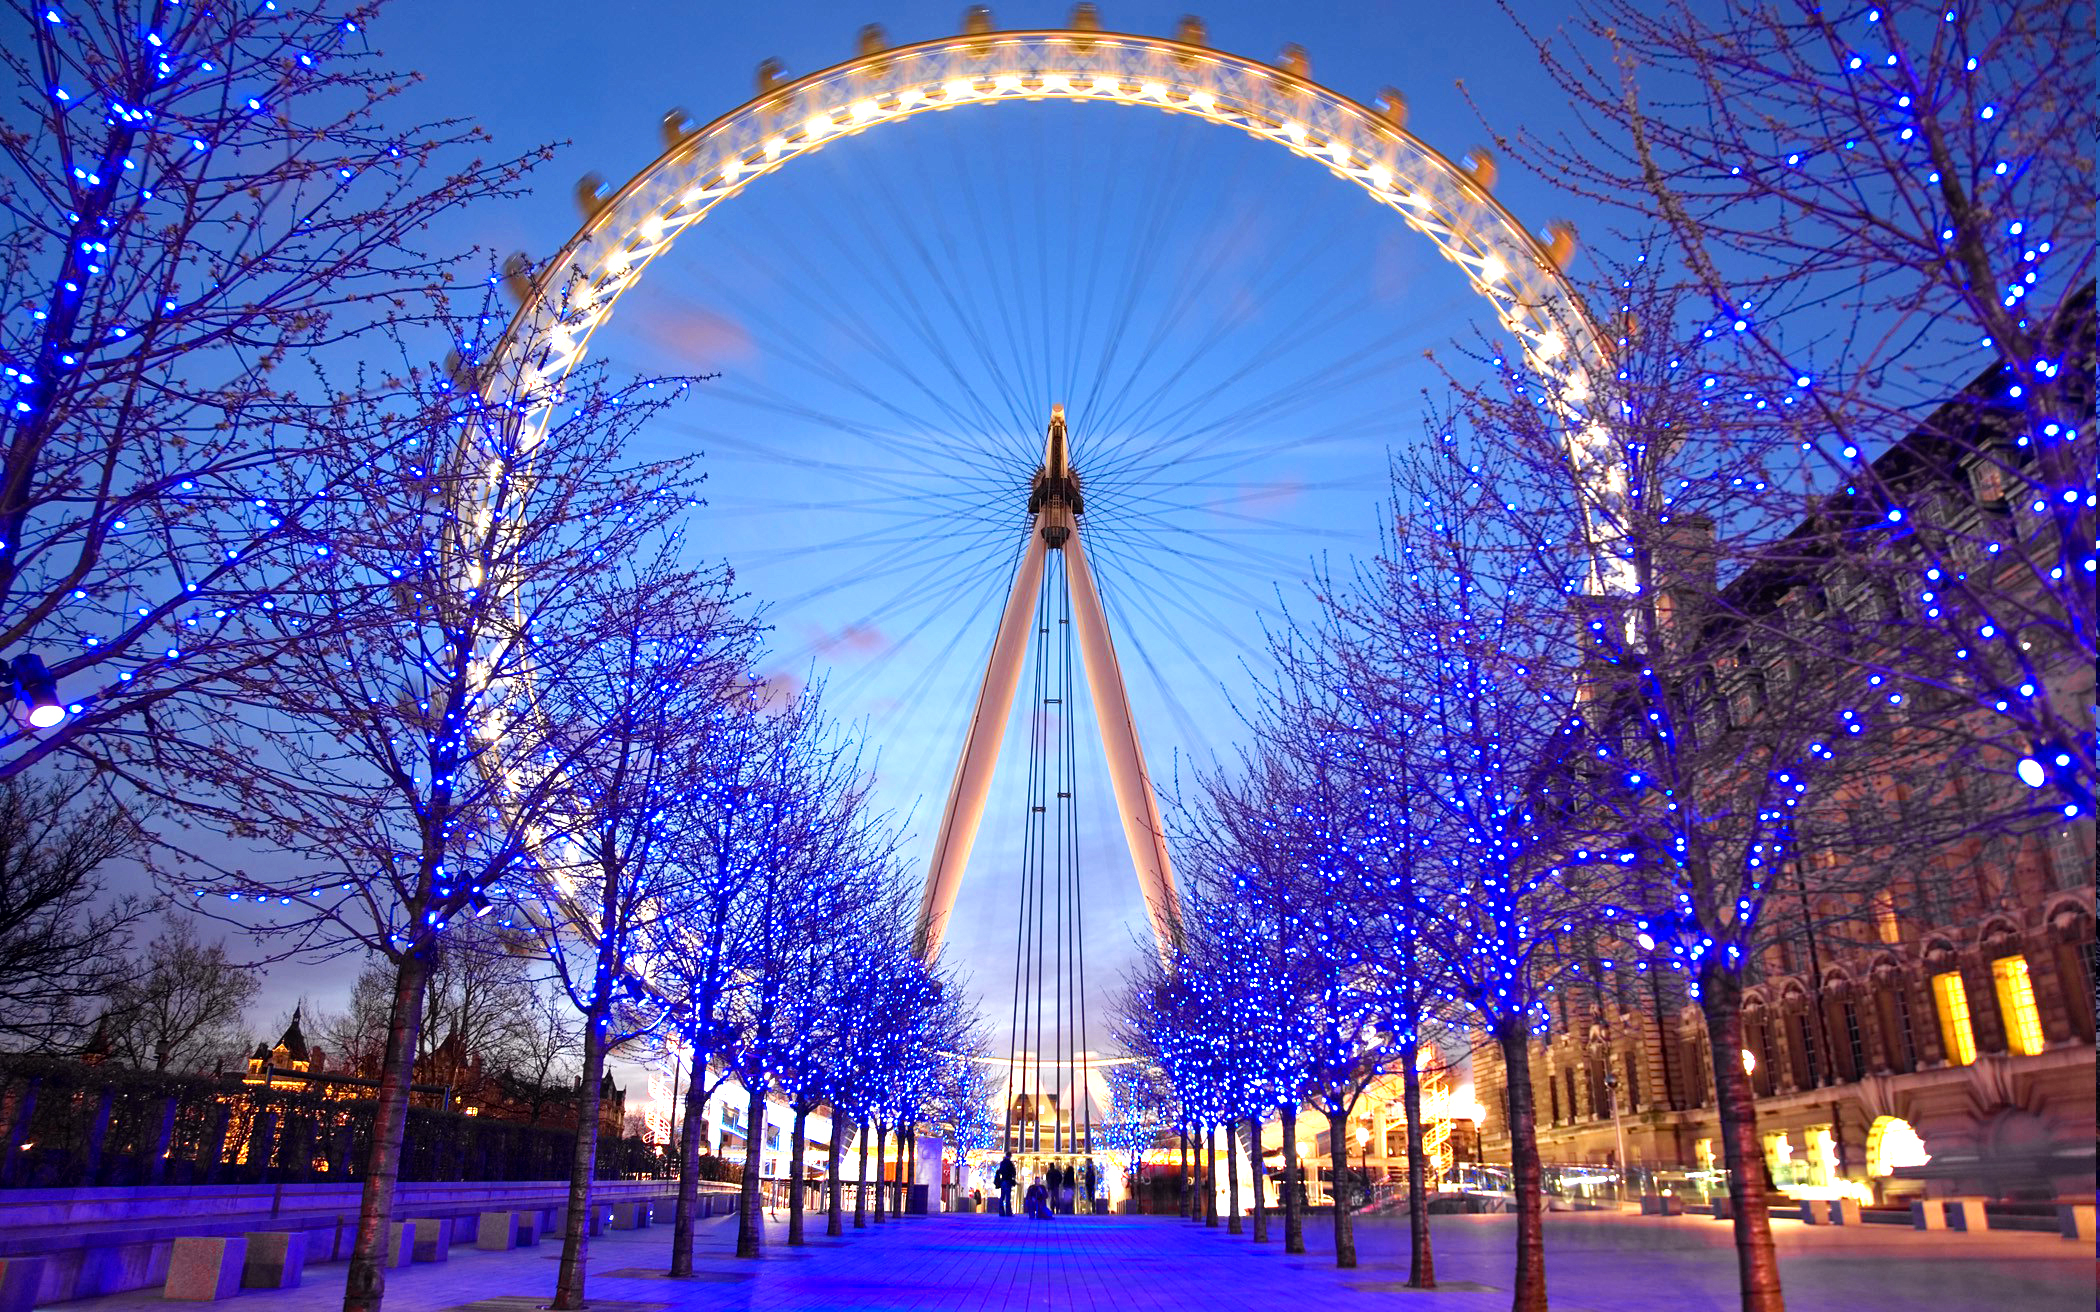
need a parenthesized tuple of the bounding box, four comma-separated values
(1602, 1066, 1629, 1203)
(8, 654, 64, 729)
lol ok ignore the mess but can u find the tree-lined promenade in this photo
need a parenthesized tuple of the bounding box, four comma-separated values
(0, 4, 2089, 1312)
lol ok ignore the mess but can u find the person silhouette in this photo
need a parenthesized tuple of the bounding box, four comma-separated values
(994, 1153, 1018, 1217)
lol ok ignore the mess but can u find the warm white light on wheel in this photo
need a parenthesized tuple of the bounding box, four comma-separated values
(1478, 254, 1508, 283)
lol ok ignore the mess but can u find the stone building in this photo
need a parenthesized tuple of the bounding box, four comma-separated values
(1475, 331, 2096, 1207)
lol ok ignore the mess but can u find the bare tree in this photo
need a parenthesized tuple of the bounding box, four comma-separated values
(1514, 0, 2096, 822)
(0, 773, 143, 1048)
(0, 0, 545, 781)
(167, 302, 705, 1312)
(1311, 431, 1609, 1312)
(525, 556, 748, 1310)
(107, 918, 259, 1071)
(719, 686, 895, 1259)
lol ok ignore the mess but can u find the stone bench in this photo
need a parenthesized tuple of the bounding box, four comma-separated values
(476, 1212, 518, 1251)
(609, 1201, 650, 1230)
(1796, 1198, 1862, 1226)
(407, 1220, 450, 1263)
(1638, 1194, 1684, 1216)
(2057, 1202, 2094, 1242)
(1911, 1197, 1989, 1232)
(164, 1237, 245, 1301)
(0, 1258, 46, 1312)
(239, 1233, 303, 1291)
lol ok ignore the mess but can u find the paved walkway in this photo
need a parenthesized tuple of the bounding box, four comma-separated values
(47, 1206, 2094, 1312)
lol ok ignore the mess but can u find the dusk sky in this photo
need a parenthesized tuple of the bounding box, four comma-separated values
(217, 0, 1626, 1056)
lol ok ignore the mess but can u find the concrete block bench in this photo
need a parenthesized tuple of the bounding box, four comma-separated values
(408, 1220, 450, 1263)
(610, 1201, 650, 1230)
(164, 1237, 245, 1301)
(1639, 1194, 1684, 1216)
(1797, 1198, 1862, 1226)
(2057, 1202, 2094, 1242)
(513, 1211, 542, 1246)
(1911, 1197, 1989, 1231)
(239, 1233, 303, 1290)
(0, 1258, 46, 1312)
(385, 1222, 419, 1268)
(476, 1212, 518, 1251)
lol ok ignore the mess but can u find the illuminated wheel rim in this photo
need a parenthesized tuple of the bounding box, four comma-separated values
(489, 24, 1612, 556)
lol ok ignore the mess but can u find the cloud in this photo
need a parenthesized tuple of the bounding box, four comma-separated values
(1233, 477, 1304, 516)
(754, 668, 803, 709)
(625, 291, 755, 366)
(803, 622, 888, 658)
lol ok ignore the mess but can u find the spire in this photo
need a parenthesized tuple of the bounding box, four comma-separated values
(275, 1006, 309, 1061)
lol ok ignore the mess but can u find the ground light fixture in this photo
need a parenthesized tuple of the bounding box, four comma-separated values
(8, 654, 64, 729)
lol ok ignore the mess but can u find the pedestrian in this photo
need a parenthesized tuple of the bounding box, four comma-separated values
(1025, 1177, 1053, 1220)
(994, 1152, 1018, 1217)
(1082, 1159, 1098, 1213)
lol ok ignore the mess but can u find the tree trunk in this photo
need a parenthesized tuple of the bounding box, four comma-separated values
(787, 1102, 810, 1245)
(1225, 1118, 1243, 1234)
(1497, 1016, 1548, 1312)
(1250, 1116, 1270, 1242)
(1280, 1105, 1304, 1254)
(872, 1120, 887, 1223)
(826, 1111, 846, 1236)
(1703, 967, 1786, 1312)
(340, 952, 430, 1312)
(552, 1012, 609, 1310)
(735, 1078, 767, 1258)
(669, 1070, 709, 1276)
(1179, 1126, 1192, 1220)
(1400, 1034, 1435, 1289)
(1326, 1103, 1357, 1268)
(854, 1118, 869, 1228)
(895, 1125, 911, 1215)
(1204, 1125, 1218, 1226)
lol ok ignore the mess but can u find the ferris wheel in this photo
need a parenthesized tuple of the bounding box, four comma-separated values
(487, 7, 1604, 1155)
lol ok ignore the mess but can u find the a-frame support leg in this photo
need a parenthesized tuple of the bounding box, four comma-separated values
(1064, 524, 1182, 958)
(911, 519, 1050, 959)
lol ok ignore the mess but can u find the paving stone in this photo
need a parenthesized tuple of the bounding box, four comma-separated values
(42, 1205, 2095, 1312)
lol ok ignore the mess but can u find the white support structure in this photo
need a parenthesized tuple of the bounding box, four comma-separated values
(912, 524, 1050, 958)
(1063, 527, 1179, 955)
(912, 407, 1181, 962)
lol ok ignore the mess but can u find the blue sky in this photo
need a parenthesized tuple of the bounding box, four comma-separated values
(228, 0, 1621, 1049)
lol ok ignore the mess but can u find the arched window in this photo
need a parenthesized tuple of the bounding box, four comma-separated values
(2045, 901, 2096, 1041)
(1865, 1116, 1932, 1178)
(1930, 968, 1978, 1067)
(1871, 962, 1919, 1074)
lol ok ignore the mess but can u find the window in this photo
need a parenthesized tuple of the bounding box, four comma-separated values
(1871, 888, 1902, 945)
(1932, 971, 1977, 1066)
(1991, 956, 2046, 1056)
(1842, 1001, 1867, 1082)
(2048, 825, 2092, 891)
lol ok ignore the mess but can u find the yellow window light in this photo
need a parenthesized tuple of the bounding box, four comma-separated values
(1992, 955, 2045, 1056)
(1932, 971, 1977, 1066)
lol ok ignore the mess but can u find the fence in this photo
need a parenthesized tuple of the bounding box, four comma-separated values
(0, 1056, 671, 1189)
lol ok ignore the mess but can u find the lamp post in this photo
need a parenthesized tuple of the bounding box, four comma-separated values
(1602, 1066, 1629, 1203)
(8, 653, 64, 728)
